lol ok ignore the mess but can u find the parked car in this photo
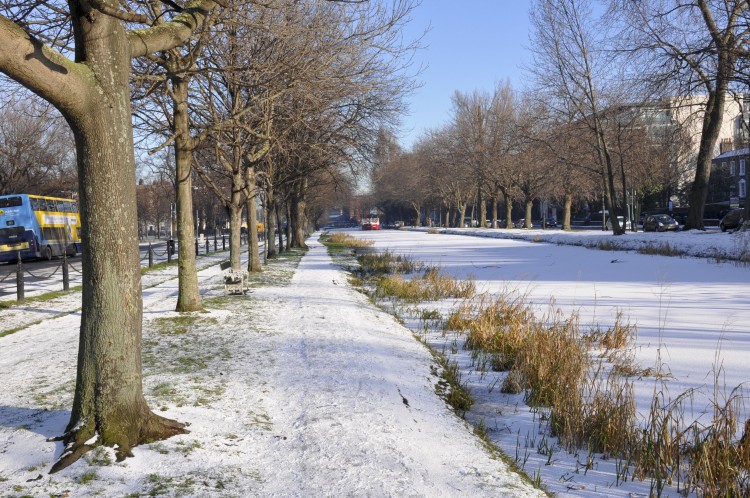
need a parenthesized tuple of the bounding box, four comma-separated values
(719, 208, 745, 232)
(605, 216, 625, 230)
(643, 214, 679, 232)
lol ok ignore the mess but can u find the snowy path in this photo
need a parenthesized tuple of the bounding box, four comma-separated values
(249, 238, 543, 496)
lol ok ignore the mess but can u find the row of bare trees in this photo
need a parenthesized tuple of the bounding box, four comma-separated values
(533, 0, 750, 231)
(0, 98, 77, 196)
(375, 0, 750, 234)
(372, 79, 687, 232)
(0, 0, 418, 471)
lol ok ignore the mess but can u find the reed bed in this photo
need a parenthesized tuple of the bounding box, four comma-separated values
(356, 249, 420, 277)
(374, 268, 476, 302)
(358, 251, 750, 496)
(323, 232, 374, 248)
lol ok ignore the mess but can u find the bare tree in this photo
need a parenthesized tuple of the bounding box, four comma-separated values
(452, 90, 493, 227)
(535, 118, 598, 230)
(0, 99, 75, 195)
(427, 126, 476, 227)
(529, 0, 627, 234)
(259, 0, 420, 243)
(485, 81, 521, 229)
(0, 0, 219, 471)
(615, 0, 750, 229)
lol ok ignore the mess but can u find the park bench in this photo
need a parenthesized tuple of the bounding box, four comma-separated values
(219, 261, 248, 295)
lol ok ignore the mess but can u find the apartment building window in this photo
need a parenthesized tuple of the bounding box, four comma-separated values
(742, 159, 747, 176)
(731, 160, 736, 175)
(740, 179, 747, 199)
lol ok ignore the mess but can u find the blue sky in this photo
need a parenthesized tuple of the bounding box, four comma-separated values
(397, 1, 533, 149)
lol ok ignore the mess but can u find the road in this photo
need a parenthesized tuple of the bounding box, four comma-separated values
(0, 240, 174, 301)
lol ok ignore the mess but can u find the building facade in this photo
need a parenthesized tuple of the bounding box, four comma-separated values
(710, 147, 749, 207)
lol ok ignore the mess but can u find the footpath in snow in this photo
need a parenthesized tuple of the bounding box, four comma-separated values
(0, 236, 543, 497)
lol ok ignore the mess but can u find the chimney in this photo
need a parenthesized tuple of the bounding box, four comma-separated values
(720, 137, 733, 154)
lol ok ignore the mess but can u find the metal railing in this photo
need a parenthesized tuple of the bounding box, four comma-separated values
(1, 233, 251, 302)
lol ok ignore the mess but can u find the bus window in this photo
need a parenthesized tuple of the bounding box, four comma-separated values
(30, 198, 40, 211)
(71, 202, 78, 212)
(56, 200, 66, 212)
(63, 201, 72, 212)
(45, 199, 56, 211)
(0, 196, 22, 208)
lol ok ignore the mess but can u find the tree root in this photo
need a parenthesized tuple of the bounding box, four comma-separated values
(49, 412, 189, 473)
(50, 443, 96, 474)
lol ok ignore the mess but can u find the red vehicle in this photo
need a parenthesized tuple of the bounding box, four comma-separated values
(361, 217, 381, 230)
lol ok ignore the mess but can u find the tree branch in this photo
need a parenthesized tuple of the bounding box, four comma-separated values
(0, 14, 89, 119)
(128, 0, 218, 58)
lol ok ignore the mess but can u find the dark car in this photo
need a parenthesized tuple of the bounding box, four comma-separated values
(643, 214, 679, 232)
(720, 208, 745, 232)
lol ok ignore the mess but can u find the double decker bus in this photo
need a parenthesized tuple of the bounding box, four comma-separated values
(0, 194, 82, 263)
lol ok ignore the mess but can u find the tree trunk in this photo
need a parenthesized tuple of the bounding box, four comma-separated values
(457, 203, 467, 227)
(412, 204, 421, 226)
(562, 192, 572, 231)
(686, 89, 728, 230)
(52, 11, 186, 473)
(290, 178, 308, 249)
(228, 203, 242, 270)
(501, 188, 513, 228)
(490, 194, 498, 228)
(477, 185, 486, 228)
(284, 201, 292, 250)
(171, 77, 201, 312)
(276, 201, 284, 253)
(245, 167, 262, 273)
(265, 184, 277, 259)
(524, 198, 533, 228)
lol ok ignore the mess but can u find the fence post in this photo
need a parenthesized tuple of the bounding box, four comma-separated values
(148, 243, 154, 267)
(167, 240, 172, 263)
(205, 239, 209, 254)
(16, 252, 24, 302)
(214, 235, 217, 251)
(222, 235, 226, 251)
(62, 250, 69, 291)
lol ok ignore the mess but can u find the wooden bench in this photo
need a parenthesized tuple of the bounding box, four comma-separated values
(220, 261, 248, 295)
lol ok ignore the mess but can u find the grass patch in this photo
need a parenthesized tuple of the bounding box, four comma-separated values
(140, 259, 177, 275)
(374, 269, 475, 302)
(595, 240, 620, 251)
(84, 447, 114, 467)
(143, 473, 197, 496)
(356, 250, 421, 278)
(77, 470, 98, 484)
(0, 286, 82, 310)
(320, 232, 375, 249)
(420, 340, 473, 416)
(638, 241, 685, 257)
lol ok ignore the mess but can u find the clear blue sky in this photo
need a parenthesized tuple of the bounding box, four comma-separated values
(397, 1, 533, 149)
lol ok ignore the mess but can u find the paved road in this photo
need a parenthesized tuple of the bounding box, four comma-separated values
(0, 241, 174, 301)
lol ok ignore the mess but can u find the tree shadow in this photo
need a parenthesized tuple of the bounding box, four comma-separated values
(0, 405, 69, 440)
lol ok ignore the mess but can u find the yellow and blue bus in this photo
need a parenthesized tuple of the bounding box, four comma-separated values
(0, 194, 82, 263)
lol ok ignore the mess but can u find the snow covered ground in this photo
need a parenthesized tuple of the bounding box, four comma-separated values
(342, 226, 750, 497)
(0, 240, 543, 497)
(2, 226, 748, 497)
